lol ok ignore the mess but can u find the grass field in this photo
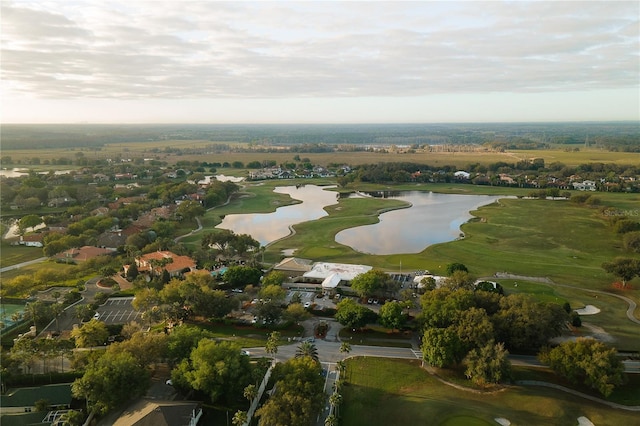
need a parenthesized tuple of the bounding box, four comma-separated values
(3, 143, 639, 170)
(0, 243, 44, 268)
(341, 357, 640, 426)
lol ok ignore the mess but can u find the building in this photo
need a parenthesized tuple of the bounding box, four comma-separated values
(53, 246, 114, 263)
(302, 262, 373, 294)
(113, 400, 202, 426)
(127, 251, 197, 278)
(272, 257, 314, 277)
(0, 383, 72, 414)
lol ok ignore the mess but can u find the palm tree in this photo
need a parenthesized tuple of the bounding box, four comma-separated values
(324, 414, 338, 426)
(232, 410, 248, 426)
(243, 384, 257, 403)
(265, 331, 280, 359)
(295, 341, 319, 362)
(339, 341, 351, 357)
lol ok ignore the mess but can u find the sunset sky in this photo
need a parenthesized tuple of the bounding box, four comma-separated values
(1, 1, 638, 123)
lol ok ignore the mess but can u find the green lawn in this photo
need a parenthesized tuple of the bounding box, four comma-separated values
(341, 357, 640, 426)
(0, 243, 43, 268)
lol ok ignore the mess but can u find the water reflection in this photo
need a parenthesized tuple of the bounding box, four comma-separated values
(215, 185, 338, 246)
(335, 191, 501, 255)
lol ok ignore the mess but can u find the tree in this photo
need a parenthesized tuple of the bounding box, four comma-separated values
(295, 341, 319, 362)
(126, 262, 139, 280)
(257, 356, 324, 426)
(464, 341, 511, 386)
(232, 410, 248, 426)
(339, 342, 352, 357)
(177, 339, 251, 403)
(207, 289, 239, 319)
(602, 257, 640, 287)
(623, 231, 640, 253)
(419, 288, 474, 329)
(284, 303, 310, 324)
(539, 338, 625, 397)
(492, 294, 567, 352)
(224, 266, 262, 287)
(453, 307, 495, 353)
(443, 270, 475, 290)
(378, 301, 406, 332)
(176, 200, 205, 221)
(261, 271, 287, 287)
(243, 383, 257, 402)
(110, 331, 168, 368)
(350, 269, 390, 298)
(72, 350, 149, 415)
(18, 214, 42, 236)
(421, 327, 464, 368)
(58, 409, 84, 426)
(265, 331, 280, 359)
(166, 325, 212, 364)
(256, 300, 284, 325)
(446, 262, 468, 276)
(71, 319, 109, 348)
(258, 284, 287, 302)
(325, 414, 338, 426)
(334, 298, 377, 330)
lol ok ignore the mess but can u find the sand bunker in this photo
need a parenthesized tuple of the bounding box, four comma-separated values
(494, 418, 511, 426)
(574, 305, 600, 315)
(577, 416, 594, 426)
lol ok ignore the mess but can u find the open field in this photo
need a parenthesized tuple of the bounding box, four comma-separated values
(3, 142, 639, 169)
(341, 357, 640, 426)
(0, 243, 44, 267)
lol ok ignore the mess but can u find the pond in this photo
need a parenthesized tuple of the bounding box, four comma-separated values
(215, 184, 339, 246)
(335, 191, 502, 254)
(215, 185, 501, 254)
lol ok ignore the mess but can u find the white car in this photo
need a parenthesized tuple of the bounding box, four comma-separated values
(304, 302, 311, 308)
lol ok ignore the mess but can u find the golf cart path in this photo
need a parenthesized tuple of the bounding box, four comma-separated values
(491, 273, 640, 326)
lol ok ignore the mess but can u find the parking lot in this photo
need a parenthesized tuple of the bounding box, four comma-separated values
(96, 297, 142, 325)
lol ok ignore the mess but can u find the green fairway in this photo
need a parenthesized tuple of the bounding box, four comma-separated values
(341, 357, 640, 426)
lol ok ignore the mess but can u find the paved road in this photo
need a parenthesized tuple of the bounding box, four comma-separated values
(244, 339, 419, 364)
(0, 256, 47, 273)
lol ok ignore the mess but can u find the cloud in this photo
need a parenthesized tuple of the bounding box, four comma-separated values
(1, 0, 638, 101)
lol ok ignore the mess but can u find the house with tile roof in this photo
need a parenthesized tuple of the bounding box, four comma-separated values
(127, 251, 197, 278)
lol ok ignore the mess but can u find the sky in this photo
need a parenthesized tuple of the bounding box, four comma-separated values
(1, 0, 639, 124)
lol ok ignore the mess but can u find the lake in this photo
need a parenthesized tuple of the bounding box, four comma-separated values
(215, 184, 339, 246)
(335, 191, 502, 254)
(216, 185, 501, 254)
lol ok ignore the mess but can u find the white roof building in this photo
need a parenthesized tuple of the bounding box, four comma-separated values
(303, 262, 373, 288)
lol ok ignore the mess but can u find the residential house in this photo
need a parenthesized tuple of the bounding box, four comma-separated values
(96, 230, 128, 250)
(20, 234, 44, 247)
(572, 180, 597, 191)
(128, 251, 197, 278)
(53, 246, 114, 263)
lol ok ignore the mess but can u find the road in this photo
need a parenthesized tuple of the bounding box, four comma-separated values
(0, 256, 47, 273)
